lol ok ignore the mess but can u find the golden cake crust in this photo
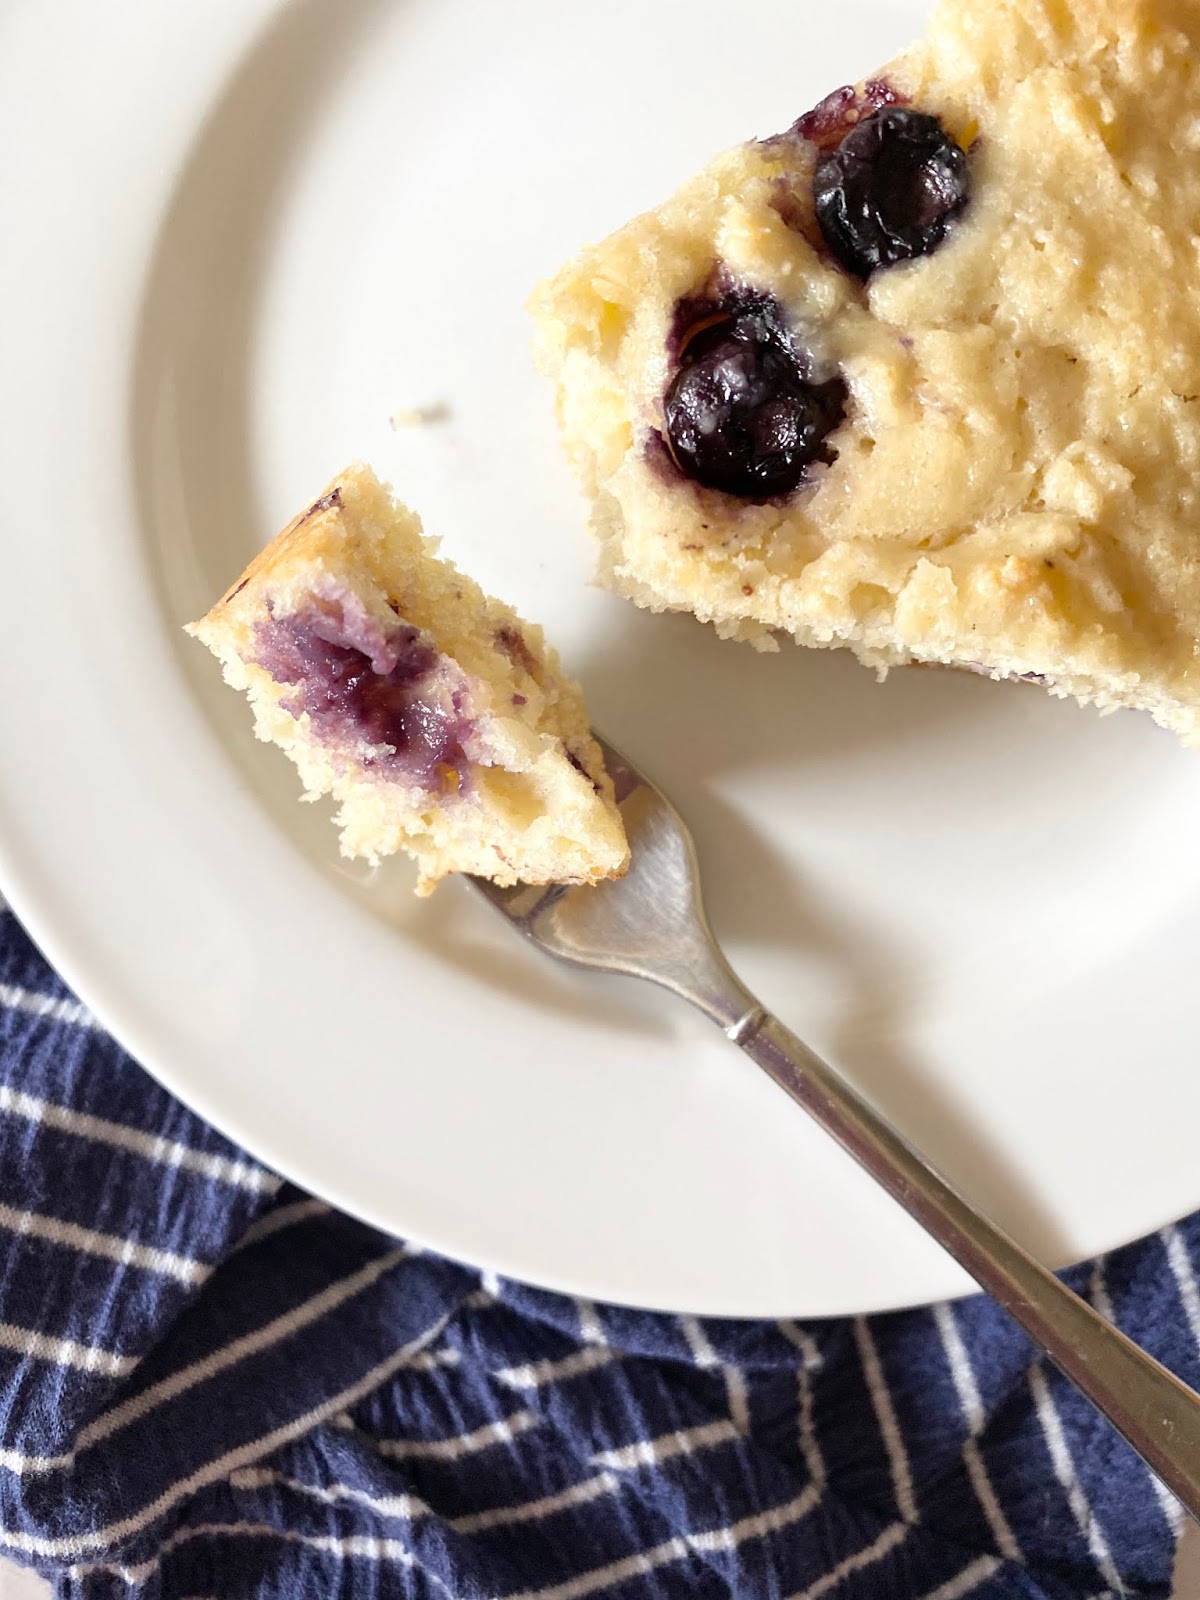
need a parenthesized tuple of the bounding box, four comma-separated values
(205, 486, 352, 614)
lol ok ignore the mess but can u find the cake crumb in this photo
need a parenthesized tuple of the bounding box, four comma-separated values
(389, 403, 451, 430)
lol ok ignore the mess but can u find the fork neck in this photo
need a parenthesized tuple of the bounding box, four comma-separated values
(659, 939, 763, 1042)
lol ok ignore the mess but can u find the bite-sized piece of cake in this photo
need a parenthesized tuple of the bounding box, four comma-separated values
(532, 0, 1200, 748)
(188, 465, 629, 894)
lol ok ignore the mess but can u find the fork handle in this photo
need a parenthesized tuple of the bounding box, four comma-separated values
(735, 1007, 1200, 1519)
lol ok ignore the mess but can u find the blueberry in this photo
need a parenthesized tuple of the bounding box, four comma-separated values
(256, 612, 469, 783)
(662, 305, 846, 499)
(813, 107, 969, 278)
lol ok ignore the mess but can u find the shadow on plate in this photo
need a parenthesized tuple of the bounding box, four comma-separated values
(574, 606, 1076, 1256)
(575, 601, 1022, 784)
(353, 865, 675, 1043)
(683, 785, 1076, 1261)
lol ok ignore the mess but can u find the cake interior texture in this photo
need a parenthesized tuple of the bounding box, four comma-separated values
(531, 0, 1200, 747)
(187, 465, 629, 894)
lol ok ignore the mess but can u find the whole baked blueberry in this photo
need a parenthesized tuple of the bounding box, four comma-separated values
(663, 307, 846, 499)
(813, 107, 969, 278)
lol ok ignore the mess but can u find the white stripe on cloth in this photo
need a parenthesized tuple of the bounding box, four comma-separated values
(72, 1521, 458, 1597)
(725, 1368, 751, 1434)
(405, 1347, 460, 1374)
(0, 1444, 73, 1472)
(679, 1315, 750, 1433)
(229, 1466, 431, 1523)
(505, 1486, 825, 1600)
(233, 1463, 623, 1535)
(592, 1418, 741, 1471)
(0, 982, 92, 1029)
(685, 1484, 820, 1552)
(1087, 1261, 1113, 1322)
(1090, 1259, 1185, 1539)
(782, 1320, 826, 1492)
(786, 1521, 909, 1600)
(1029, 1362, 1124, 1593)
(75, 1250, 407, 1451)
(0, 1250, 409, 1476)
(915, 1555, 1003, 1600)
(452, 1473, 620, 1535)
(365, 1409, 539, 1462)
(678, 1316, 718, 1367)
(777, 1321, 823, 1370)
(962, 1438, 1013, 1553)
(797, 1365, 825, 1489)
(0, 1085, 278, 1193)
(575, 1299, 606, 1345)
(1163, 1226, 1200, 1352)
(855, 1319, 917, 1522)
(304, 1343, 457, 1396)
(503, 1537, 691, 1600)
(230, 1199, 332, 1254)
(0, 1309, 455, 1557)
(0, 1322, 134, 1378)
(0, 1200, 207, 1286)
(932, 1303, 1021, 1561)
(496, 1344, 616, 1390)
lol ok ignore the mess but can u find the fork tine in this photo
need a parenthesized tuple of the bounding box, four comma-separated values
(465, 733, 752, 1026)
(588, 733, 649, 806)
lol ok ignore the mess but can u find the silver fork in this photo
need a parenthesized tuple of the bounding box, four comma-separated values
(472, 734, 1200, 1520)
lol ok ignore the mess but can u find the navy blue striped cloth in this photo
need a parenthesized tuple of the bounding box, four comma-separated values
(0, 900, 1191, 1598)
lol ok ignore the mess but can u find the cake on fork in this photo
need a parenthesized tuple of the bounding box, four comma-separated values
(188, 465, 629, 894)
(531, 0, 1200, 746)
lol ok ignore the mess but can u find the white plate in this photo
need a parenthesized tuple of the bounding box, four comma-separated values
(1, 0, 1198, 1319)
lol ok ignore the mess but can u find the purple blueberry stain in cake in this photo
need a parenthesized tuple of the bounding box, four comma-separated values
(792, 80, 905, 151)
(659, 289, 847, 500)
(255, 589, 474, 787)
(303, 583, 405, 676)
(813, 107, 969, 278)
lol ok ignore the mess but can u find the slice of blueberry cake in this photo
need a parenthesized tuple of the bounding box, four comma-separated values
(532, 0, 1200, 746)
(188, 465, 629, 894)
